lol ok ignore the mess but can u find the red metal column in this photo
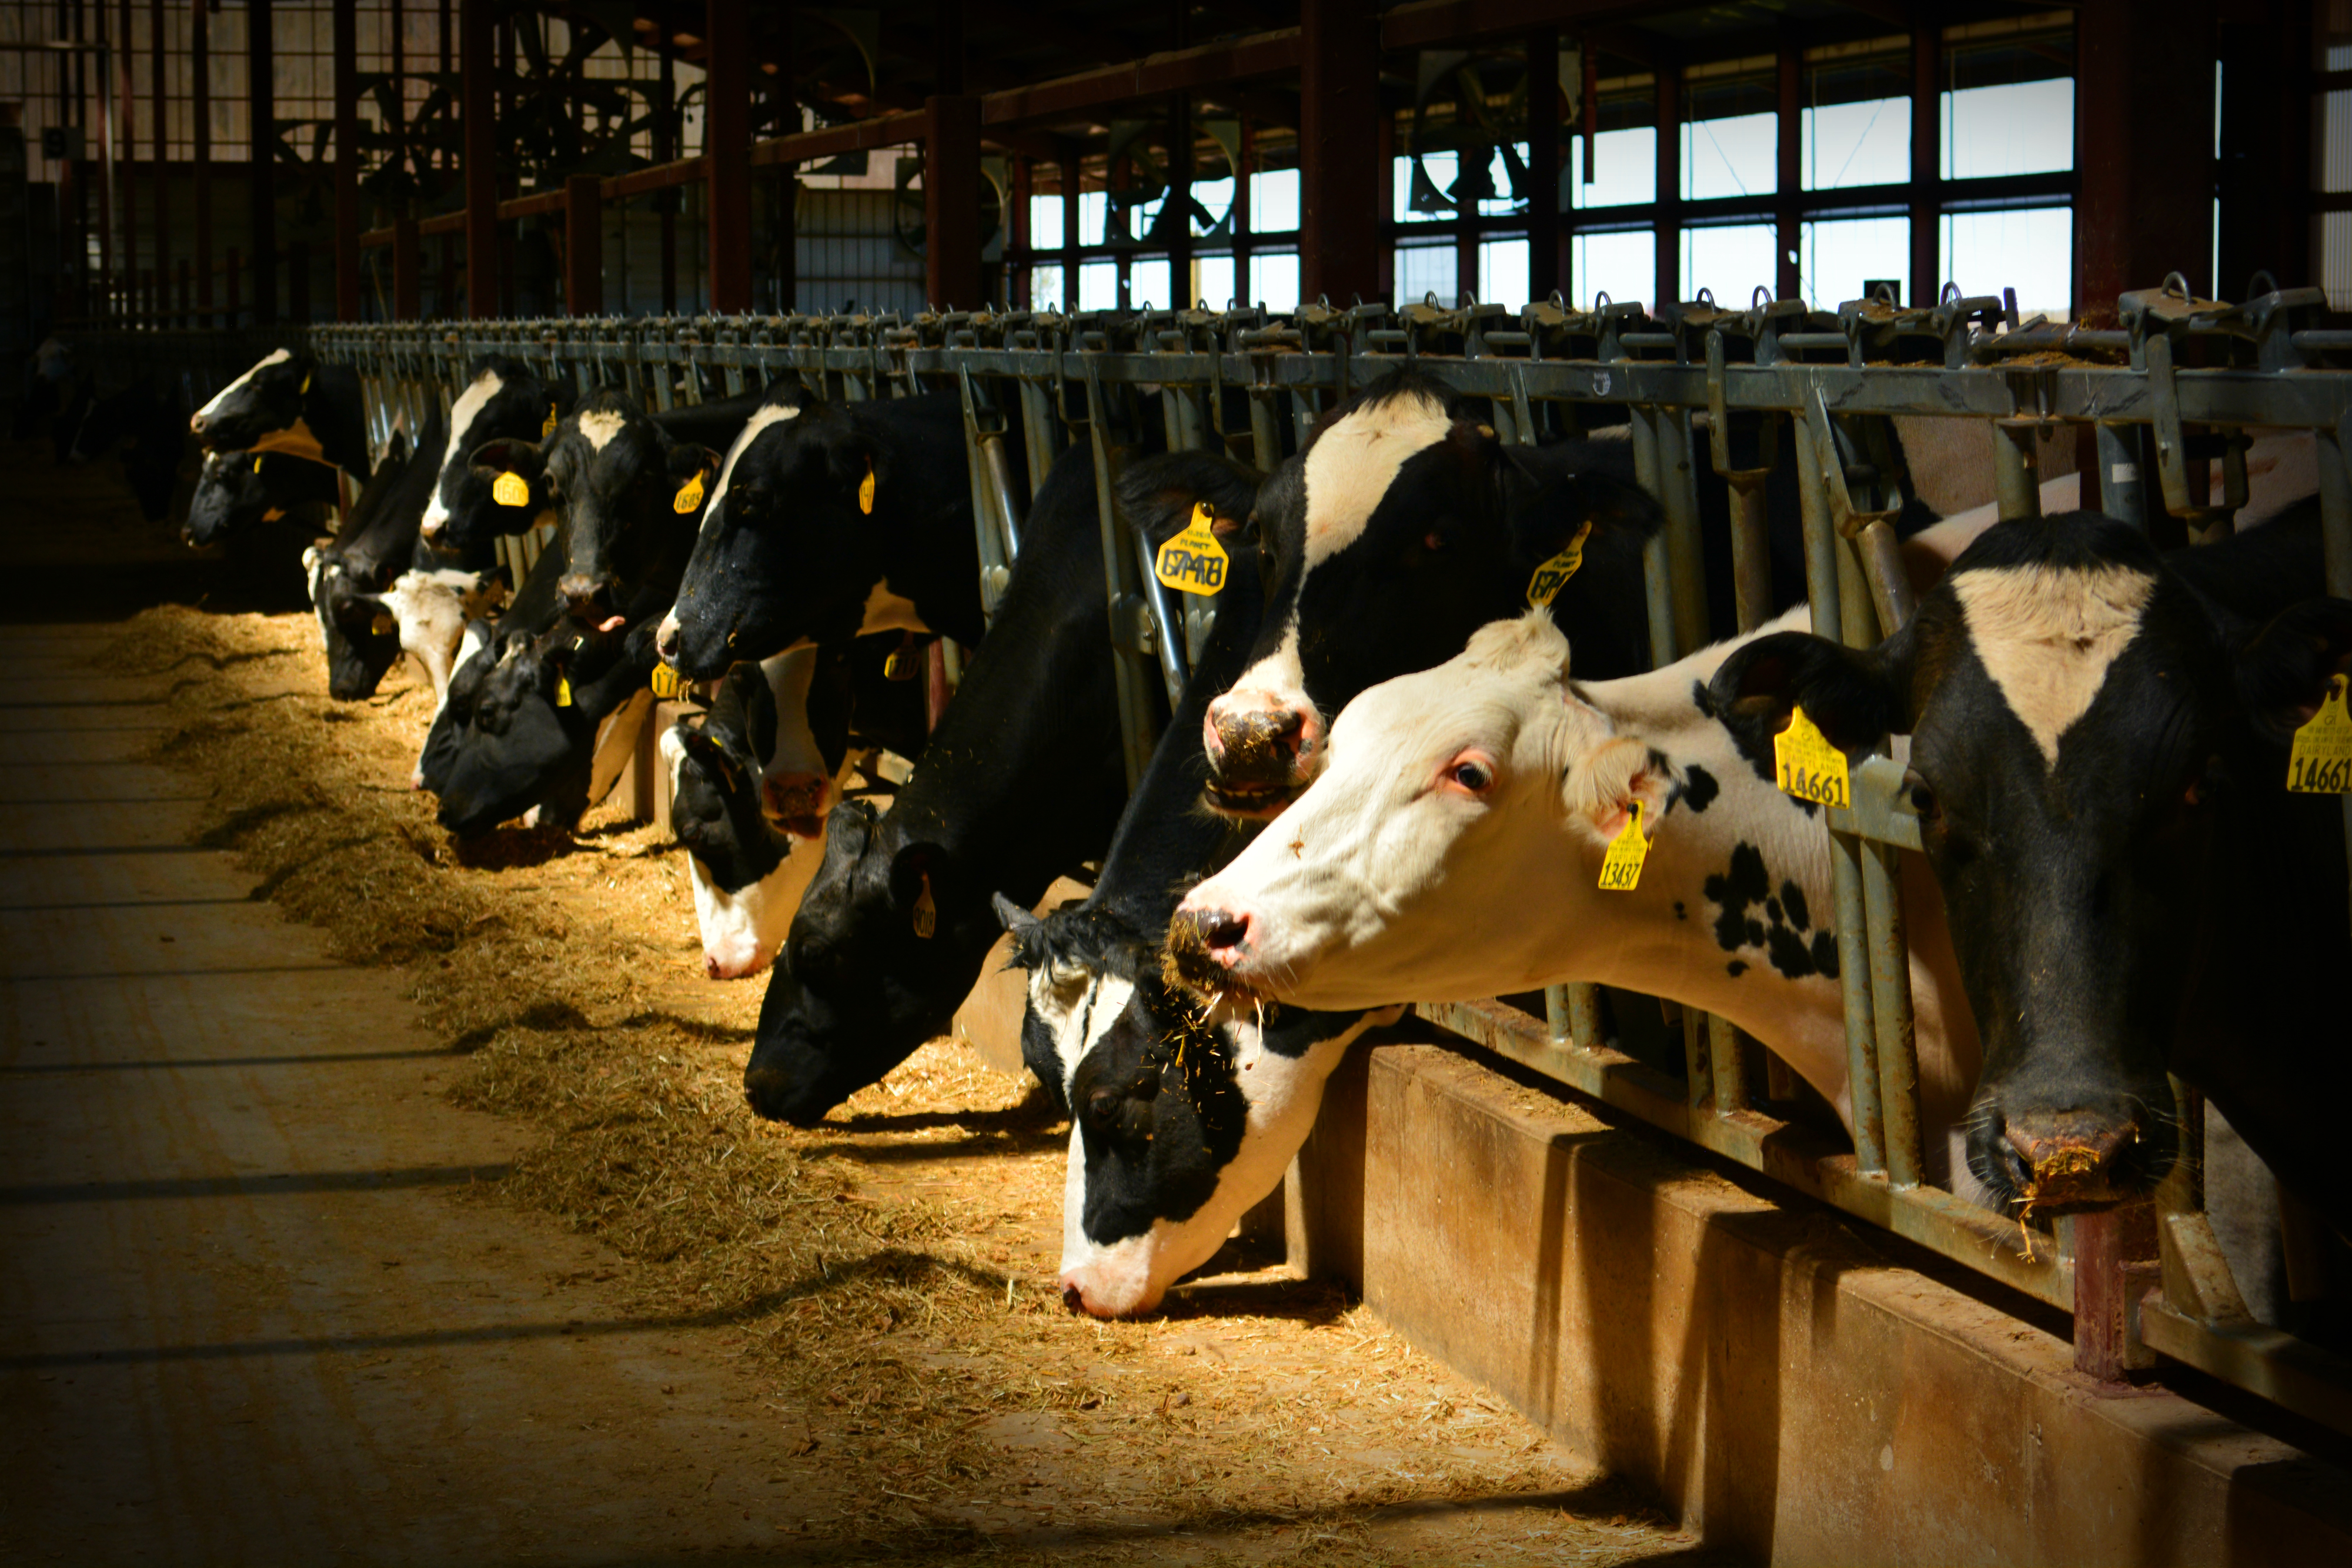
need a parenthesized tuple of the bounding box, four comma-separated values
(925, 94, 983, 309)
(564, 173, 602, 314)
(657, 37, 677, 312)
(1060, 138, 1080, 308)
(1527, 30, 1561, 306)
(706, 0, 753, 313)
(93, 3, 113, 310)
(1653, 61, 1680, 312)
(1909, 19, 1939, 306)
(1010, 156, 1030, 309)
(461, 0, 497, 318)
(2075, 0, 2215, 323)
(1776, 41, 1800, 302)
(1298, 0, 1379, 307)
(118, 0, 136, 315)
(149, 0, 168, 310)
(393, 215, 420, 319)
(333, 0, 360, 319)
(248, 0, 276, 322)
(192, 0, 212, 319)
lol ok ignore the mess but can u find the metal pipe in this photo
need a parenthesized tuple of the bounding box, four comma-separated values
(1656, 404, 1709, 656)
(1630, 406, 1678, 667)
(1831, 827, 1886, 1175)
(1993, 422, 2042, 521)
(1863, 840, 1924, 1187)
(1709, 1011, 1749, 1116)
(2096, 422, 2146, 530)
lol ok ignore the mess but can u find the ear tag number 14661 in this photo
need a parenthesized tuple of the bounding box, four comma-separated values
(1775, 705, 1851, 810)
(2288, 673, 2352, 793)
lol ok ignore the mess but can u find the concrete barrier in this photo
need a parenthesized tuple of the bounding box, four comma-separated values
(1288, 1035, 2352, 1564)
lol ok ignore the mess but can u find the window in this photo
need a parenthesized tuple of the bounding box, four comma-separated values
(1802, 216, 1911, 308)
(1572, 230, 1655, 310)
(1076, 191, 1111, 248)
(1682, 112, 1776, 200)
(1943, 206, 2073, 319)
(1251, 169, 1301, 233)
(1130, 257, 1173, 309)
(1942, 78, 2074, 179)
(1682, 224, 1778, 306)
(1479, 239, 1531, 309)
(1077, 260, 1120, 310)
(1030, 263, 1065, 313)
(1197, 255, 1238, 310)
(1251, 252, 1300, 310)
(1394, 243, 1456, 306)
(1190, 176, 1236, 235)
(1803, 98, 1912, 191)
(1029, 195, 1065, 252)
(1571, 128, 1656, 209)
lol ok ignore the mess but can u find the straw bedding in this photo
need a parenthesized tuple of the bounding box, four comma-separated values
(103, 603, 1702, 1563)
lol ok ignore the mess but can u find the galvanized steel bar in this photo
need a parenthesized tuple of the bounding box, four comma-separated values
(1862, 840, 1924, 1188)
(1993, 422, 2042, 520)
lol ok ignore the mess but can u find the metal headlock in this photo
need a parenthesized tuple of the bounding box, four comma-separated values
(66, 276, 2352, 1436)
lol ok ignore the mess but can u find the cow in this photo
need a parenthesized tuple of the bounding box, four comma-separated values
(349, 565, 512, 712)
(423, 380, 773, 555)
(68, 377, 189, 523)
(303, 425, 431, 700)
(739, 443, 1251, 1126)
(1709, 507, 2350, 1235)
(417, 521, 579, 797)
(185, 447, 343, 545)
(656, 387, 991, 678)
(413, 356, 577, 546)
(432, 615, 664, 838)
(189, 347, 372, 483)
(459, 387, 726, 628)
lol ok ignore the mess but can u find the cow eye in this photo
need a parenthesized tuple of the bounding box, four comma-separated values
(1445, 757, 1494, 793)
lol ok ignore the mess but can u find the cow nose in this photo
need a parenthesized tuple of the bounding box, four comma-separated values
(186, 413, 206, 436)
(1207, 696, 1312, 777)
(559, 574, 615, 620)
(654, 613, 681, 661)
(1177, 907, 1251, 961)
(704, 954, 722, 979)
(2003, 1112, 2134, 1206)
(1059, 1278, 1089, 1315)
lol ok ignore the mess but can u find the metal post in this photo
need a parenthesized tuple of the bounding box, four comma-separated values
(925, 95, 984, 309)
(706, 0, 751, 313)
(1629, 406, 1677, 668)
(564, 174, 602, 315)
(1082, 360, 1156, 791)
(1993, 422, 2042, 521)
(1656, 404, 1708, 656)
(1862, 840, 1923, 1186)
(460, 0, 496, 319)
(333, 0, 361, 319)
(1297, 0, 1379, 306)
(248, 0, 275, 322)
(193, 0, 212, 319)
(393, 216, 420, 319)
(1909, 18, 1939, 306)
(1526, 29, 1561, 303)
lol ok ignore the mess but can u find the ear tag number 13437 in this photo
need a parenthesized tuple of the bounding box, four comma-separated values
(1775, 706, 1851, 810)
(2288, 673, 2352, 793)
(1598, 801, 1650, 892)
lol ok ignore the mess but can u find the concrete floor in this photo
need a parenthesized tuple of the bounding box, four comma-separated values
(0, 626, 843, 1564)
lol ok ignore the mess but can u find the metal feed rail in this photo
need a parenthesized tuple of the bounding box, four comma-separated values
(61, 284, 2352, 1435)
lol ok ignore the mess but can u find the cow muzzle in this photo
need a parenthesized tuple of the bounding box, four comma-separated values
(560, 574, 624, 631)
(1976, 1104, 2163, 1214)
(1201, 691, 1318, 818)
(1164, 904, 1258, 998)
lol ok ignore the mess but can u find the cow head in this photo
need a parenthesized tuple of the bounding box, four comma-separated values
(1710, 512, 2352, 1216)
(186, 450, 275, 544)
(190, 347, 315, 452)
(418, 357, 574, 548)
(663, 664, 794, 980)
(1201, 369, 1655, 819)
(741, 798, 978, 1124)
(477, 390, 717, 628)
(303, 543, 407, 701)
(657, 387, 878, 680)
(1050, 959, 1391, 1319)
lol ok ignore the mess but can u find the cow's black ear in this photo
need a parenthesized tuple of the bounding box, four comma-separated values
(2236, 597, 2352, 742)
(470, 437, 546, 480)
(679, 726, 743, 791)
(1496, 444, 1662, 567)
(667, 442, 719, 483)
(1709, 627, 1913, 757)
(993, 892, 1044, 966)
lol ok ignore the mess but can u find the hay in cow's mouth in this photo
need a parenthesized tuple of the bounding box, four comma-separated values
(95, 597, 1686, 1562)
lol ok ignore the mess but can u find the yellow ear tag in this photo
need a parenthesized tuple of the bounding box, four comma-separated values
(555, 674, 573, 708)
(1528, 519, 1594, 607)
(2288, 673, 2352, 793)
(542, 403, 559, 439)
(650, 663, 684, 700)
(252, 454, 265, 473)
(912, 873, 937, 939)
(298, 373, 310, 395)
(1598, 800, 1650, 892)
(1775, 705, 1852, 809)
(370, 610, 397, 638)
(673, 468, 707, 514)
(493, 471, 530, 507)
(858, 460, 877, 516)
(1153, 502, 1230, 597)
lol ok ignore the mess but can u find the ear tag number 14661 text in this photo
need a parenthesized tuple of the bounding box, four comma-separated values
(1775, 706, 1850, 810)
(2288, 673, 2352, 793)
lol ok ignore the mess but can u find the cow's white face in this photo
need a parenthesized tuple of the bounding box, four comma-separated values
(1056, 998, 1394, 1320)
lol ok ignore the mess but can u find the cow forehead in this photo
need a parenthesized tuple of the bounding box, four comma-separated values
(576, 408, 632, 450)
(1947, 562, 2157, 770)
(1299, 392, 1455, 570)
(700, 403, 804, 537)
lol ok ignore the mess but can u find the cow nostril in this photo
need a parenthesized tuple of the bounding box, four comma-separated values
(1176, 907, 1249, 957)
(704, 954, 721, 979)
(1061, 1282, 1085, 1314)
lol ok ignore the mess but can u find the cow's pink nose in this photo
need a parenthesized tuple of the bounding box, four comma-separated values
(704, 954, 721, 979)
(1174, 906, 1251, 962)
(1061, 1280, 1085, 1313)
(1206, 696, 1311, 777)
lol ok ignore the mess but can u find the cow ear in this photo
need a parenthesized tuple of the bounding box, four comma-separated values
(1562, 734, 1673, 840)
(1496, 444, 1662, 565)
(679, 726, 744, 792)
(470, 437, 546, 480)
(1709, 626, 1913, 758)
(667, 443, 719, 484)
(2236, 597, 2352, 742)
(993, 892, 1045, 967)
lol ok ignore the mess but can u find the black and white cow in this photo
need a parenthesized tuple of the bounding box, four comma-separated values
(68, 377, 189, 523)
(657, 387, 989, 679)
(417, 521, 579, 797)
(189, 347, 372, 483)
(303, 424, 432, 699)
(1197, 370, 1665, 818)
(413, 356, 576, 547)
(1711, 507, 2350, 1233)
(462, 387, 727, 627)
(185, 447, 343, 545)
(740, 437, 1224, 1125)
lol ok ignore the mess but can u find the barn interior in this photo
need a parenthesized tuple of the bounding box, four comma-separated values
(4, 4, 2352, 1566)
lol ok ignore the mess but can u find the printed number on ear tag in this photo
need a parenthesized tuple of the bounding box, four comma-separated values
(1153, 502, 1229, 596)
(650, 663, 685, 700)
(673, 469, 706, 514)
(1775, 706, 1851, 809)
(542, 403, 559, 439)
(555, 676, 573, 708)
(912, 873, 937, 939)
(1527, 519, 1594, 608)
(2288, 673, 2352, 793)
(858, 459, 877, 516)
(493, 471, 530, 507)
(1598, 800, 1650, 892)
